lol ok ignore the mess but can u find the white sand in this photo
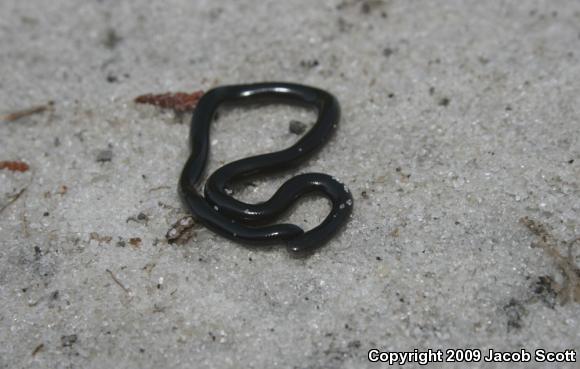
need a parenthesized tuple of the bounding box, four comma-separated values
(1, 1, 579, 368)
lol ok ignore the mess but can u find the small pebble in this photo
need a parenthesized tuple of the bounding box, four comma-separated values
(61, 334, 77, 347)
(96, 149, 113, 162)
(299, 59, 319, 69)
(438, 97, 450, 107)
(289, 120, 307, 135)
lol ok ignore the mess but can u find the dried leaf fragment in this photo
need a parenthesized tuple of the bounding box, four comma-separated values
(135, 91, 204, 113)
(0, 160, 29, 172)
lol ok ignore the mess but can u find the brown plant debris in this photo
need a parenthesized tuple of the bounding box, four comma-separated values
(532, 275, 558, 308)
(129, 237, 142, 248)
(503, 298, 527, 331)
(135, 91, 204, 113)
(61, 334, 77, 347)
(166, 215, 197, 245)
(0, 187, 26, 214)
(0, 160, 30, 172)
(89, 232, 113, 244)
(31, 343, 44, 356)
(1, 101, 54, 122)
(520, 217, 580, 304)
(126, 212, 149, 225)
(106, 269, 129, 293)
(142, 262, 156, 274)
(57, 185, 68, 195)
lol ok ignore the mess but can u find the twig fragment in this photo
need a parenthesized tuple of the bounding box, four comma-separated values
(31, 343, 44, 356)
(106, 269, 130, 294)
(1, 101, 53, 122)
(520, 217, 580, 304)
(0, 187, 26, 214)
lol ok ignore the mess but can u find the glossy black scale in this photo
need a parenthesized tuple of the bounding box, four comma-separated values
(179, 82, 353, 256)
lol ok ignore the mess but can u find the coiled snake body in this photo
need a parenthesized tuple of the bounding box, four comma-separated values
(179, 82, 352, 256)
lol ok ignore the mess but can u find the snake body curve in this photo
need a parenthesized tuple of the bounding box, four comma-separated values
(179, 82, 352, 256)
